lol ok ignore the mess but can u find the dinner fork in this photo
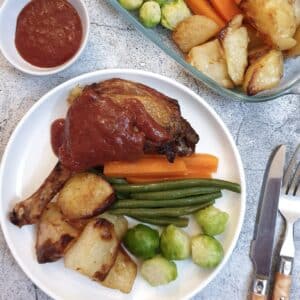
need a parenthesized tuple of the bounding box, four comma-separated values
(272, 144, 300, 300)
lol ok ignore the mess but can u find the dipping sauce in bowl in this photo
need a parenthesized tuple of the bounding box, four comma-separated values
(15, 0, 83, 68)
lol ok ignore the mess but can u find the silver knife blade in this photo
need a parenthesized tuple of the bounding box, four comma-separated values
(250, 145, 286, 278)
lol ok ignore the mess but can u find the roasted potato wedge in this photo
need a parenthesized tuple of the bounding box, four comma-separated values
(295, 0, 300, 26)
(187, 39, 234, 88)
(286, 26, 300, 57)
(68, 213, 128, 239)
(9, 163, 72, 227)
(102, 247, 137, 293)
(219, 15, 249, 85)
(173, 15, 219, 53)
(57, 173, 115, 220)
(36, 203, 79, 263)
(67, 218, 91, 231)
(243, 50, 284, 95)
(100, 213, 128, 241)
(64, 218, 119, 281)
(241, 0, 297, 50)
(246, 24, 267, 50)
(248, 46, 272, 65)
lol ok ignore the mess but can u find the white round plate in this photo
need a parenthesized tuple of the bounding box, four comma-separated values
(0, 69, 246, 300)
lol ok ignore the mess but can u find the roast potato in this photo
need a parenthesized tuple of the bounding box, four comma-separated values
(100, 213, 128, 240)
(295, 0, 300, 26)
(67, 218, 91, 231)
(187, 39, 234, 88)
(64, 218, 119, 281)
(102, 247, 137, 293)
(241, 0, 297, 50)
(286, 26, 300, 57)
(173, 15, 219, 53)
(248, 46, 272, 65)
(219, 15, 249, 85)
(36, 203, 79, 263)
(246, 24, 267, 50)
(57, 173, 115, 220)
(243, 49, 284, 95)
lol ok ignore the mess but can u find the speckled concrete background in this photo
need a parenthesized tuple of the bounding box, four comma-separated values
(0, 1, 300, 299)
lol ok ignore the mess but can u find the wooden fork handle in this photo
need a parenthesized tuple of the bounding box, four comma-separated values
(272, 273, 292, 300)
(272, 256, 293, 300)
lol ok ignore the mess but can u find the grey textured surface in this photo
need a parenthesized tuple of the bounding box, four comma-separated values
(0, 1, 300, 299)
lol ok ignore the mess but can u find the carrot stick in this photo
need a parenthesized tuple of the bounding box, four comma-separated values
(210, 0, 241, 22)
(182, 154, 219, 172)
(186, 169, 212, 176)
(104, 158, 187, 177)
(141, 154, 219, 172)
(185, 0, 226, 28)
(126, 171, 212, 184)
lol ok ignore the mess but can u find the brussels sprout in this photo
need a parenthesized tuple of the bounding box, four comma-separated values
(191, 235, 224, 268)
(119, 0, 143, 10)
(139, 1, 161, 28)
(194, 206, 229, 236)
(160, 224, 190, 260)
(161, 0, 191, 30)
(153, 0, 168, 5)
(141, 255, 177, 286)
(123, 224, 159, 259)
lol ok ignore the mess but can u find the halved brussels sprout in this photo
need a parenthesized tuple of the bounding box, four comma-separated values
(119, 0, 143, 10)
(160, 224, 190, 260)
(161, 0, 191, 30)
(191, 234, 224, 268)
(194, 205, 229, 236)
(141, 255, 177, 286)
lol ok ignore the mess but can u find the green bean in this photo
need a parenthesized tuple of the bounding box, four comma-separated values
(106, 177, 128, 185)
(113, 179, 241, 194)
(130, 216, 189, 227)
(109, 200, 215, 217)
(116, 192, 128, 200)
(131, 187, 220, 200)
(111, 192, 221, 209)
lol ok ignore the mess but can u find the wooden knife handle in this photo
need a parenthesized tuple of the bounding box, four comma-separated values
(249, 293, 267, 300)
(272, 272, 292, 300)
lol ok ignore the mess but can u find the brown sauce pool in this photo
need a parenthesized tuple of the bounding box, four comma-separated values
(15, 0, 83, 68)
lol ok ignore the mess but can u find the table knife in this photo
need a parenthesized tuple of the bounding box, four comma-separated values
(250, 145, 286, 300)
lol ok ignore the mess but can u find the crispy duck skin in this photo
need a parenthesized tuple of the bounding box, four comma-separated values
(84, 79, 199, 162)
(9, 163, 72, 227)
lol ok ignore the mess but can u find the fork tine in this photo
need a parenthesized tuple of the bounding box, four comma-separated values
(288, 162, 300, 195)
(283, 144, 300, 194)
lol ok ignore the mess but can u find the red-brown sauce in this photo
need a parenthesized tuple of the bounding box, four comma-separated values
(15, 0, 83, 68)
(51, 119, 65, 156)
(51, 89, 170, 171)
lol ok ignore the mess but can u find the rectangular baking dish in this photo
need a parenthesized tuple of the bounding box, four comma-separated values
(109, 0, 300, 102)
